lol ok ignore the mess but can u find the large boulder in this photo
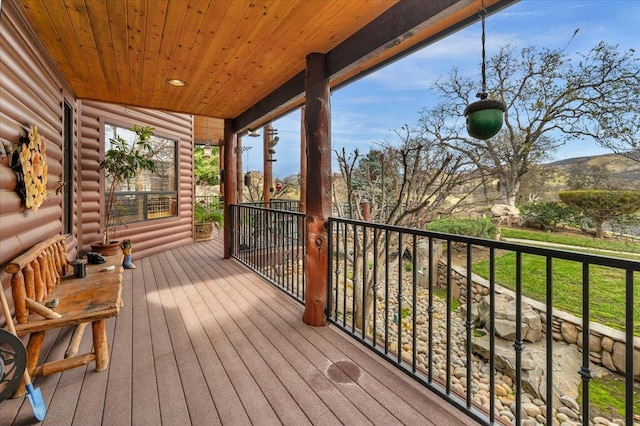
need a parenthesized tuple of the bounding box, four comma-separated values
(477, 293, 543, 343)
(414, 240, 443, 289)
(611, 342, 640, 378)
(491, 203, 520, 226)
(471, 334, 542, 399)
(491, 203, 520, 217)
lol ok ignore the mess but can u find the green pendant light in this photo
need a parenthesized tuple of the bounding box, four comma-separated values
(463, 1, 506, 140)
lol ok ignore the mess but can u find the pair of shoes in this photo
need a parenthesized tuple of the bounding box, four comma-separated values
(87, 252, 107, 264)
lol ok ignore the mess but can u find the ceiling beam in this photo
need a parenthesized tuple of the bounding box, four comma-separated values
(233, 71, 305, 135)
(233, 0, 518, 134)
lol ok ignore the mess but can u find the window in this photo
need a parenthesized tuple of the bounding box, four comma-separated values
(104, 123, 178, 223)
(63, 101, 73, 234)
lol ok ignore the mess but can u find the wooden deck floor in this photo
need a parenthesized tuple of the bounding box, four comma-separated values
(1, 236, 478, 426)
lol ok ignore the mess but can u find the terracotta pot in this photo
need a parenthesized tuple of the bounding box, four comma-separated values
(90, 241, 121, 256)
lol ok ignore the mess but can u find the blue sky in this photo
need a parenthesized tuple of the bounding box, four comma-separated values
(242, 0, 640, 177)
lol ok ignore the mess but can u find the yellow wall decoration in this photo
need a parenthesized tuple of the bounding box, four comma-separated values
(11, 125, 48, 213)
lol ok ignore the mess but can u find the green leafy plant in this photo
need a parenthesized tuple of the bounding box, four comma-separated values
(194, 202, 223, 229)
(194, 145, 220, 186)
(559, 190, 640, 238)
(99, 125, 157, 244)
(518, 201, 586, 231)
(427, 217, 498, 239)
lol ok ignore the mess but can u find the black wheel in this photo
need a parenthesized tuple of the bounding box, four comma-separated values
(0, 329, 27, 401)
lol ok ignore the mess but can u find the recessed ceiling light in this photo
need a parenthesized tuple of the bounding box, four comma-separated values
(167, 78, 187, 87)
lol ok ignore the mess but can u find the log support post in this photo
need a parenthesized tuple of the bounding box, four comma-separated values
(299, 106, 307, 214)
(223, 119, 238, 259)
(263, 123, 273, 204)
(236, 137, 244, 203)
(303, 53, 331, 327)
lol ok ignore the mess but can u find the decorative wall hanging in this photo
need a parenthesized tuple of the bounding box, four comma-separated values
(463, 1, 506, 140)
(10, 125, 48, 213)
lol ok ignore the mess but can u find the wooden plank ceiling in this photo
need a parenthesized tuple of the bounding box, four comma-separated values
(15, 0, 515, 142)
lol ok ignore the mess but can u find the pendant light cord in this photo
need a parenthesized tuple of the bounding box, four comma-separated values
(479, 0, 488, 99)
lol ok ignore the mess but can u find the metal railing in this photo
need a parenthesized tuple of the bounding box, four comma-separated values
(195, 195, 221, 208)
(240, 199, 301, 212)
(327, 217, 640, 426)
(230, 203, 306, 303)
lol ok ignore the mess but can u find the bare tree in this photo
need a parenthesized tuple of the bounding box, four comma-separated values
(333, 125, 480, 330)
(241, 171, 263, 202)
(243, 171, 300, 202)
(584, 112, 640, 163)
(334, 125, 479, 226)
(418, 40, 640, 207)
(574, 44, 640, 163)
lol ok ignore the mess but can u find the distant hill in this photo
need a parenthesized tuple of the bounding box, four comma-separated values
(545, 152, 640, 182)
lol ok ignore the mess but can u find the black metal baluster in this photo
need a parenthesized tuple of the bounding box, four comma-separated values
(625, 269, 634, 426)
(427, 237, 435, 383)
(385, 229, 390, 355)
(326, 219, 334, 321)
(412, 234, 418, 373)
(259, 208, 263, 270)
(331, 222, 344, 322)
(300, 214, 305, 300)
(579, 263, 593, 424)
(489, 247, 495, 424)
(258, 209, 263, 275)
(514, 251, 524, 426)
(373, 228, 379, 348)
(272, 211, 277, 283)
(265, 209, 270, 279)
(253, 209, 258, 270)
(342, 222, 348, 327)
(465, 243, 473, 408)
(446, 240, 452, 394)
(398, 232, 403, 366)
(351, 223, 358, 333)
(285, 213, 290, 294)
(362, 224, 368, 339)
(546, 256, 553, 424)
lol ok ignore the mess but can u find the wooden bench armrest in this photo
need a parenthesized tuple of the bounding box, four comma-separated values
(25, 297, 62, 319)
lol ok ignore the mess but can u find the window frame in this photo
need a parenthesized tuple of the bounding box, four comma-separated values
(102, 121, 179, 225)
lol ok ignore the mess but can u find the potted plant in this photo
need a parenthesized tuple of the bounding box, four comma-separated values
(194, 201, 223, 241)
(91, 125, 157, 255)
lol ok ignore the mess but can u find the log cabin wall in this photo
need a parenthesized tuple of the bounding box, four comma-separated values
(0, 0, 74, 289)
(76, 101, 194, 260)
(1, 1, 196, 294)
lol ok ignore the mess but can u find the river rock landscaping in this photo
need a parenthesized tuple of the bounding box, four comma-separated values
(343, 283, 640, 425)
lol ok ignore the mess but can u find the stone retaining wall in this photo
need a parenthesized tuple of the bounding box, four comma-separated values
(437, 262, 640, 379)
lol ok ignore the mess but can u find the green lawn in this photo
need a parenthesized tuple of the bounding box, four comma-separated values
(473, 253, 640, 335)
(500, 228, 640, 254)
(579, 375, 640, 420)
(473, 227, 640, 416)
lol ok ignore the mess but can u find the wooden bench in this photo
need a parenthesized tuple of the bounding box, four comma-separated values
(3, 235, 123, 397)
